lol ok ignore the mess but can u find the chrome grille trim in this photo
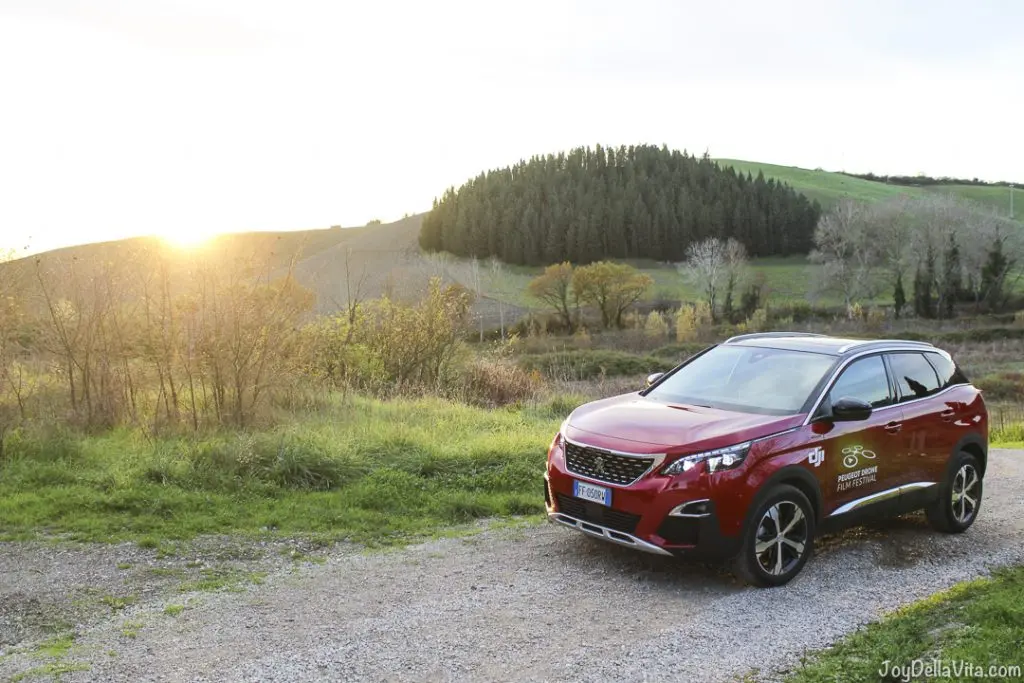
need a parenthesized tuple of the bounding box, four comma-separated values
(563, 437, 663, 487)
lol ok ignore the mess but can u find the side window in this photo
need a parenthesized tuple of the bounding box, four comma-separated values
(888, 353, 941, 400)
(829, 355, 892, 408)
(925, 352, 967, 388)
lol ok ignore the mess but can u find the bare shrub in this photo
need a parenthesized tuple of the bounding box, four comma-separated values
(453, 359, 540, 407)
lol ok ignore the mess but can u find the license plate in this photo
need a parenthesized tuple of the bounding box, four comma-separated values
(574, 480, 611, 506)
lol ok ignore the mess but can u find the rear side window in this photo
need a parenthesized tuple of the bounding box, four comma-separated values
(925, 352, 968, 388)
(829, 355, 892, 407)
(888, 353, 941, 400)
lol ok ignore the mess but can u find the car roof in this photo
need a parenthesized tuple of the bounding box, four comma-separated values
(723, 332, 937, 357)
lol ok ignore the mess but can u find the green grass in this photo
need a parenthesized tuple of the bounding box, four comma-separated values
(0, 395, 563, 544)
(10, 662, 90, 682)
(119, 621, 144, 639)
(163, 604, 185, 617)
(716, 159, 921, 208)
(177, 567, 265, 593)
(476, 254, 875, 310)
(716, 159, 1020, 220)
(100, 595, 137, 612)
(785, 566, 1024, 682)
(31, 634, 76, 660)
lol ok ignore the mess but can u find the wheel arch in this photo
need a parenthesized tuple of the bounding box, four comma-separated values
(752, 465, 823, 524)
(954, 433, 988, 476)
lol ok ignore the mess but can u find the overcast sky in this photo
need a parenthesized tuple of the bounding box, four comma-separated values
(1, 0, 1021, 254)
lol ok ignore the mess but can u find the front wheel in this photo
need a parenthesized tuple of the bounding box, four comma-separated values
(926, 451, 983, 533)
(732, 484, 815, 587)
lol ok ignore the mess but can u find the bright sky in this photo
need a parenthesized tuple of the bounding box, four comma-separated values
(1, 0, 1021, 254)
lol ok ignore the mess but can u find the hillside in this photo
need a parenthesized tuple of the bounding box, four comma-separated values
(7, 157, 1016, 328)
(714, 159, 918, 207)
(715, 159, 1018, 218)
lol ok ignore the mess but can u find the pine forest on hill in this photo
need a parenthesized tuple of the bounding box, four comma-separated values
(418, 145, 822, 266)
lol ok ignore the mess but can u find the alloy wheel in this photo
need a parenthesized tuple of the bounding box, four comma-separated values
(951, 464, 980, 524)
(754, 501, 808, 576)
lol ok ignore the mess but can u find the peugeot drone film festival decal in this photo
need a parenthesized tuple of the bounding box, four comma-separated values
(837, 445, 878, 492)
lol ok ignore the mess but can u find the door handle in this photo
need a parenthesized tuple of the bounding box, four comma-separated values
(884, 421, 903, 434)
(940, 409, 956, 422)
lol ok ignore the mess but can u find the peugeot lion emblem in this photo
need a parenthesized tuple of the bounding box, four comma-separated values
(593, 455, 606, 475)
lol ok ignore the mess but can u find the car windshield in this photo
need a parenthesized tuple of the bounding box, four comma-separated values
(647, 344, 837, 415)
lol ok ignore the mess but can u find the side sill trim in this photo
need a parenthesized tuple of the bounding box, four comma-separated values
(829, 482, 937, 517)
(548, 513, 673, 556)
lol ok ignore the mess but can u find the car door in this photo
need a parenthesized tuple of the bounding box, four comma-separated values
(884, 351, 948, 487)
(813, 354, 905, 517)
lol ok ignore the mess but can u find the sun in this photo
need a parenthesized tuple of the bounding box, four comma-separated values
(157, 227, 214, 248)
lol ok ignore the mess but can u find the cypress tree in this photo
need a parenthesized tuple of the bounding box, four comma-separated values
(894, 272, 906, 319)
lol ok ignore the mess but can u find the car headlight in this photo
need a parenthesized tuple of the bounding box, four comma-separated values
(662, 441, 752, 475)
(550, 420, 569, 451)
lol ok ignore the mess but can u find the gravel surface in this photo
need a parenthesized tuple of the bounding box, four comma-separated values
(2, 450, 1022, 683)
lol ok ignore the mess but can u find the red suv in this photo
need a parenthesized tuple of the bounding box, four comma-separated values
(544, 333, 988, 586)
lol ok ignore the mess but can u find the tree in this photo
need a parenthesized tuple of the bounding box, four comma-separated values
(527, 262, 577, 333)
(572, 262, 653, 329)
(893, 272, 906, 319)
(980, 237, 1011, 310)
(722, 239, 749, 322)
(809, 199, 883, 312)
(679, 238, 748, 321)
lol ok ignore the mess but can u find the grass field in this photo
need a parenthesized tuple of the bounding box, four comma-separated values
(716, 159, 1019, 219)
(715, 159, 920, 208)
(785, 566, 1024, 682)
(494, 255, 881, 311)
(0, 395, 563, 544)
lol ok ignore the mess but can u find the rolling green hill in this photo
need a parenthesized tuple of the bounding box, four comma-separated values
(715, 159, 919, 208)
(716, 159, 1018, 218)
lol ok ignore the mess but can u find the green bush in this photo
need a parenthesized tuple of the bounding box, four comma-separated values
(974, 372, 1024, 401)
(517, 349, 674, 380)
(650, 342, 710, 361)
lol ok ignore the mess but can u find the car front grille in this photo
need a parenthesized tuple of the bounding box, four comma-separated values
(564, 441, 655, 486)
(554, 494, 641, 534)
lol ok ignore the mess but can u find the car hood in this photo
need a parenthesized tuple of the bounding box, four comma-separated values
(565, 393, 805, 453)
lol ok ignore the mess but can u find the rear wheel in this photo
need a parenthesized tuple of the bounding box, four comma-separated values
(732, 484, 815, 587)
(926, 451, 983, 533)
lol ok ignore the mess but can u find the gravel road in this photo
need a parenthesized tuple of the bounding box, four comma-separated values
(2, 450, 1022, 683)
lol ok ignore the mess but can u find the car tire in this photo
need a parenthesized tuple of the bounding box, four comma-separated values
(926, 451, 983, 533)
(732, 484, 815, 587)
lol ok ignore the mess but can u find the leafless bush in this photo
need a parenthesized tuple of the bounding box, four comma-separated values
(12, 244, 314, 431)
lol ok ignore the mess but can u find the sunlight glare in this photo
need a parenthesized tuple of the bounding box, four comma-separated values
(158, 227, 214, 249)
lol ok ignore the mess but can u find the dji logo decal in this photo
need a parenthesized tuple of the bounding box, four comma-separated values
(807, 447, 825, 468)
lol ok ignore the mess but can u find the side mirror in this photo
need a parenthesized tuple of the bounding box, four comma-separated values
(645, 372, 665, 388)
(831, 396, 872, 422)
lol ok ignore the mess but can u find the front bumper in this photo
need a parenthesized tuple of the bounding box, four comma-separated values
(545, 447, 744, 560)
(548, 511, 673, 555)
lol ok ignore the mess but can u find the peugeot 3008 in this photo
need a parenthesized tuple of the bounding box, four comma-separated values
(544, 333, 988, 586)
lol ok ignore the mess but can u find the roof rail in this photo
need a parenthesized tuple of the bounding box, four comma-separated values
(836, 338, 935, 353)
(724, 332, 827, 344)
